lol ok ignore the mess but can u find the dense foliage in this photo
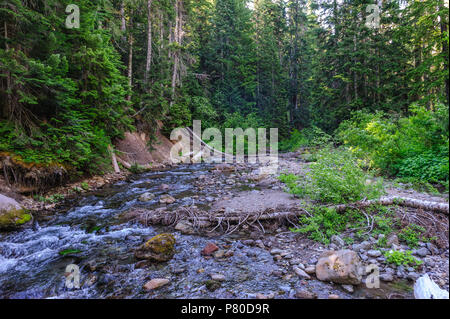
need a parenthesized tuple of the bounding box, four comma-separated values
(279, 148, 384, 203)
(0, 0, 448, 177)
(337, 105, 449, 184)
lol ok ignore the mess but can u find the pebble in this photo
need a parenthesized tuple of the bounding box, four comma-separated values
(379, 273, 394, 282)
(424, 257, 436, 268)
(143, 278, 170, 291)
(367, 250, 382, 258)
(305, 266, 316, 275)
(270, 248, 283, 255)
(341, 285, 354, 294)
(139, 192, 155, 202)
(328, 294, 340, 299)
(210, 274, 226, 282)
(202, 242, 219, 256)
(407, 272, 419, 281)
(159, 194, 176, 204)
(414, 247, 430, 257)
(295, 289, 317, 299)
(213, 250, 226, 259)
(256, 293, 275, 299)
(171, 267, 186, 274)
(426, 243, 439, 255)
(331, 235, 345, 247)
(293, 266, 311, 280)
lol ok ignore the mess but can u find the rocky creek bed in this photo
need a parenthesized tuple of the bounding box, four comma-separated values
(0, 155, 448, 299)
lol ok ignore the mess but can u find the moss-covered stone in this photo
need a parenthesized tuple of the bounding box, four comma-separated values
(0, 209, 32, 230)
(134, 233, 176, 262)
(205, 280, 222, 292)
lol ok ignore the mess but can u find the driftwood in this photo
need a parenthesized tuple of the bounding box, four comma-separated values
(127, 195, 448, 236)
(108, 145, 121, 173)
(334, 196, 449, 215)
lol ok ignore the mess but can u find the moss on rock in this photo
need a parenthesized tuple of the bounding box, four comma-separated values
(0, 208, 32, 230)
(134, 233, 176, 262)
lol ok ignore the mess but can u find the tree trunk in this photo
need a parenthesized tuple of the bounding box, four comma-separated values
(120, 2, 126, 42)
(440, 3, 449, 106)
(170, 0, 183, 105)
(127, 35, 133, 102)
(108, 145, 121, 173)
(144, 0, 153, 87)
(127, 16, 133, 102)
(3, 21, 11, 119)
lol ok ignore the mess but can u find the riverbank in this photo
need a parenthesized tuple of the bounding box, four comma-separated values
(1, 149, 448, 299)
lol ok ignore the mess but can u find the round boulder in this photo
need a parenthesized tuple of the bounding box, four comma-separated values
(0, 194, 31, 231)
(135, 233, 176, 262)
(315, 249, 363, 285)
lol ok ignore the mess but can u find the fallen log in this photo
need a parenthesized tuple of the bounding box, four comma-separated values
(334, 196, 449, 215)
(128, 196, 448, 235)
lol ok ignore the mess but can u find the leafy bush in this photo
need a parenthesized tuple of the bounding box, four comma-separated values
(280, 148, 384, 203)
(291, 205, 395, 245)
(336, 105, 449, 184)
(291, 207, 347, 244)
(398, 224, 428, 248)
(279, 126, 332, 151)
(384, 250, 423, 268)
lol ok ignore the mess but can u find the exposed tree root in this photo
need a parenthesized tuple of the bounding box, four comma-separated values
(125, 196, 448, 238)
(0, 153, 68, 194)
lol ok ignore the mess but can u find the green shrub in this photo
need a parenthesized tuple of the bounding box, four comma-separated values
(291, 205, 395, 245)
(280, 148, 384, 204)
(398, 224, 428, 248)
(384, 250, 423, 268)
(279, 126, 332, 151)
(336, 104, 449, 184)
(291, 207, 348, 244)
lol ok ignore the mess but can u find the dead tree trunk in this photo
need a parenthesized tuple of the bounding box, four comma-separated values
(144, 0, 153, 87)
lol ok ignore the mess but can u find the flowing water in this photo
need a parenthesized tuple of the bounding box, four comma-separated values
(0, 164, 413, 299)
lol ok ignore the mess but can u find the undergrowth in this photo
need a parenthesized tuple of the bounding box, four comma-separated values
(279, 148, 384, 204)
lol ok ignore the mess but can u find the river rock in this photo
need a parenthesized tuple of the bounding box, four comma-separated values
(331, 235, 345, 247)
(213, 249, 226, 259)
(414, 247, 430, 257)
(305, 266, 316, 275)
(0, 194, 31, 230)
(426, 243, 439, 255)
(135, 233, 176, 262)
(201, 242, 219, 256)
(293, 266, 311, 280)
(143, 278, 170, 290)
(379, 273, 394, 282)
(315, 250, 363, 285)
(210, 273, 226, 282)
(295, 289, 317, 299)
(386, 234, 399, 247)
(174, 220, 195, 234)
(341, 284, 354, 294)
(367, 250, 382, 258)
(139, 192, 155, 202)
(270, 248, 283, 255)
(159, 184, 170, 191)
(160, 194, 176, 204)
(213, 163, 235, 172)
